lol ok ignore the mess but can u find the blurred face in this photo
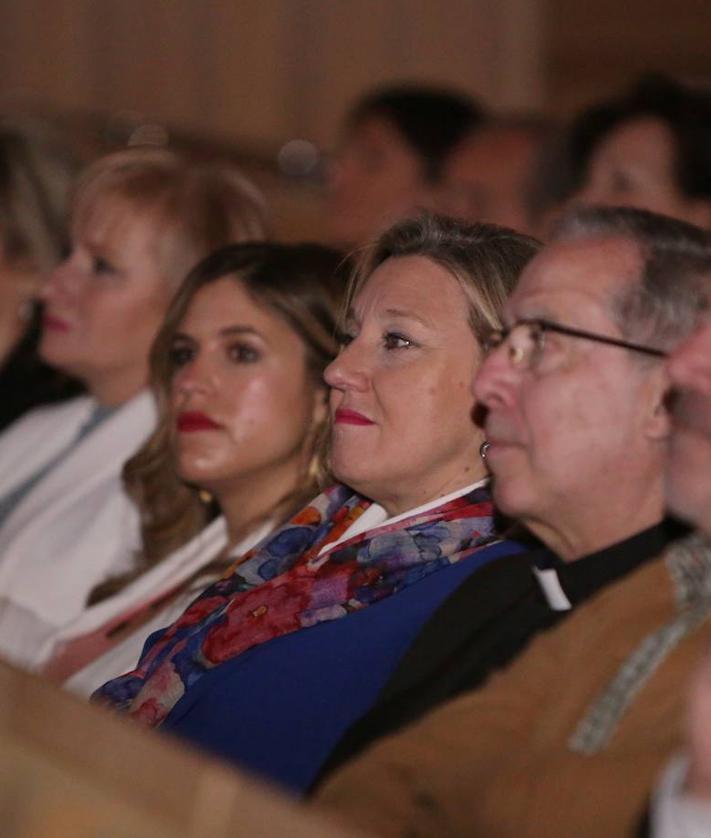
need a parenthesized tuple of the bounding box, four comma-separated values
(169, 277, 326, 496)
(575, 117, 711, 226)
(474, 236, 668, 553)
(440, 128, 537, 233)
(665, 311, 711, 534)
(325, 255, 485, 515)
(40, 209, 174, 405)
(327, 116, 425, 248)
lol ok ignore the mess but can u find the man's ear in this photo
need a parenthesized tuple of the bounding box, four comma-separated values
(645, 369, 674, 442)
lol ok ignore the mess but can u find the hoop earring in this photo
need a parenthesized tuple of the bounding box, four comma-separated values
(479, 441, 491, 461)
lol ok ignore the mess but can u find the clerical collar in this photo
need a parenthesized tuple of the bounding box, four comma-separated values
(531, 518, 689, 612)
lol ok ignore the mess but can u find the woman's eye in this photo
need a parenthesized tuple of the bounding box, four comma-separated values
(168, 344, 194, 367)
(335, 329, 355, 348)
(92, 255, 116, 275)
(228, 343, 260, 363)
(383, 331, 412, 350)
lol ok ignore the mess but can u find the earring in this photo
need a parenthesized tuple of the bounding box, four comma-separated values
(198, 488, 213, 505)
(479, 441, 490, 461)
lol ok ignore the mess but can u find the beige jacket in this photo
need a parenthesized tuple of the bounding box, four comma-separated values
(316, 537, 711, 837)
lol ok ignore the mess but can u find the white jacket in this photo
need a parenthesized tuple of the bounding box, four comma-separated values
(0, 391, 156, 668)
(62, 516, 272, 697)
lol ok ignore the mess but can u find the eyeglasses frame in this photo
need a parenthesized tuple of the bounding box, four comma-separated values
(485, 317, 668, 367)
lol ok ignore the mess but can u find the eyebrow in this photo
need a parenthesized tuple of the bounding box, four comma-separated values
(173, 325, 264, 341)
(383, 307, 434, 327)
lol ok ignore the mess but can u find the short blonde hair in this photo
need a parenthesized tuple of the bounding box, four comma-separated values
(345, 212, 540, 343)
(71, 147, 268, 288)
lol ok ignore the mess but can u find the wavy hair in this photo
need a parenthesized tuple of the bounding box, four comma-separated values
(103, 242, 347, 596)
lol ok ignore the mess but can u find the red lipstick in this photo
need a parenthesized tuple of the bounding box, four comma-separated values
(176, 411, 221, 432)
(43, 313, 71, 332)
(334, 408, 375, 426)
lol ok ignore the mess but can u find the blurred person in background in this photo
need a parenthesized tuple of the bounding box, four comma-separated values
(325, 85, 484, 249)
(438, 115, 552, 236)
(49, 241, 346, 696)
(568, 74, 711, 227)
(0, 116, 85, 431)
(94, 214, 538, 795)
(314, 206, 711, 837)
(0, 147, 266, 671)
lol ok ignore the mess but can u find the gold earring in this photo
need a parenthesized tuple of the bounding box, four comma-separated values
(198, 488, 213, 505)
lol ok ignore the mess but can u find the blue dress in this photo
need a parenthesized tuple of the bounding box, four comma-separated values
(160, 538, 523, 793)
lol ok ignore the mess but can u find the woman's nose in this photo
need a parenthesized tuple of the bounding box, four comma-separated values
(324, 341, 370, 393)
(42, 257, 78, 303)
(173, 355, 213, 400)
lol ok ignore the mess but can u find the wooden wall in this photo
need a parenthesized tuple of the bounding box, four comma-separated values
(0, 0, 543, 151)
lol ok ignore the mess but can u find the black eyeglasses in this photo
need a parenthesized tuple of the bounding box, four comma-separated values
(483, 318, 668, 370)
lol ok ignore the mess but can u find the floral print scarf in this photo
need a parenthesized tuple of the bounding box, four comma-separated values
(94, 483, 497, 725)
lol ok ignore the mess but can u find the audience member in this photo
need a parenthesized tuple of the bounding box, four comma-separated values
(0, 148, 266, 671)
(325, 86, 483, 248)
(568, 75, 711, 226)
(313, 207, 711, 836)
(0, 117, 84, 431)
(649, 305, 711, 836)
(93, 214, 537, 794)
(47, 241, 346, 695)
(438, 115, 551, 235)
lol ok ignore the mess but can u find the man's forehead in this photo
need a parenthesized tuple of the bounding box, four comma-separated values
(509, 235, 641, 315)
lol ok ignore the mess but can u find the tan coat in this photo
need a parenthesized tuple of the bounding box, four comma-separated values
(316, 551, 711, 837)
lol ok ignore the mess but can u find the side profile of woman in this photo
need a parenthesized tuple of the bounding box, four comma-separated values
(95, 213, 540, 794)
(49, 242, 346, 695)
(0, 116, 84, 431)
(0, 147, 266, 669)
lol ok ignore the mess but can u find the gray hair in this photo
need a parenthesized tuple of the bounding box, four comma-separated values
(346, 212, 541, 344)
(552, 205, 711, 350)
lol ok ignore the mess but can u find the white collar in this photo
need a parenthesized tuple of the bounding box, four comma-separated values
(317, 478, 489, 558)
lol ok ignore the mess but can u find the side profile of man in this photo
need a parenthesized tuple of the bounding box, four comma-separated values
(650, 308, 711, 837)
(314, 207, 711, 836)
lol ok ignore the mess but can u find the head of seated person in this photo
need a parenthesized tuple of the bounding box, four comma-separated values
(475, 205, 711, 561)
(39, 148, 267, 408)
(97, 242, 347, 590)
(567, 74, 711, 227)
(326, 85, 483, 249)
(325, 212, 538, 515)
(665, 284, 711, 538)
(437, 115, 552, 236)
(0, 117, 85, 429)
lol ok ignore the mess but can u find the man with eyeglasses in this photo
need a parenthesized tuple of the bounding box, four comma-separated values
(314, 206, 711, 835)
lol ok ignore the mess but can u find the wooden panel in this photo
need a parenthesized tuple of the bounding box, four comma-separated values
(0, 0, 544, 148)
(545, 0, 711, 115)
(0, 659, 362, 838)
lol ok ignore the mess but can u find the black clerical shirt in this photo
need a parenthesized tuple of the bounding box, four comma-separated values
(312, 519, 685, 790)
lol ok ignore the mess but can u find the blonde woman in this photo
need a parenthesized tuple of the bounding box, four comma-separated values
(0, 148, 266, 670)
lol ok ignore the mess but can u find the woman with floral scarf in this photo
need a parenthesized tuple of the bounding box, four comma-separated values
(95, 213, 540, 793)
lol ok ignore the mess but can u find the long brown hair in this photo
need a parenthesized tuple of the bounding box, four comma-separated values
(113, 242, 347, 592)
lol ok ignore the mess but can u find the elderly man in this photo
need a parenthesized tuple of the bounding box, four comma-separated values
(314, 207, 711, 836)
(651, 312, 711, 835)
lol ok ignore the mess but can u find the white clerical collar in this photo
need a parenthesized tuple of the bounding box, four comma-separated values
(317, 478, 489, 558)
(532, 564, 573, 611)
